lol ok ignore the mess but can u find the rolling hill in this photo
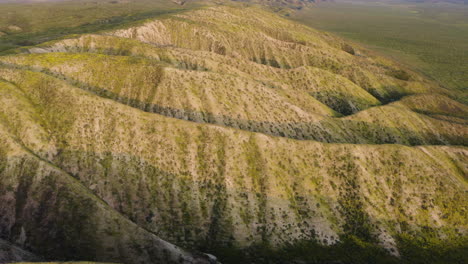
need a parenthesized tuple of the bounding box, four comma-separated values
(0, 3, 466, 264)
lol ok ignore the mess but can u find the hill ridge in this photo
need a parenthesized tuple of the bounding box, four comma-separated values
(0, 3, 466, 264)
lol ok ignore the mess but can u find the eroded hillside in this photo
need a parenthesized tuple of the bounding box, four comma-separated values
(0, 4, 466, 264)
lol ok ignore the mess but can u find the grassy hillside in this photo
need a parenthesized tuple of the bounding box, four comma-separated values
(0, 115, 213, 263)
(0, 0, 198, 53)
(2, 9, 465, 145)
(0, 61, 466, 264)
(0, 3, 466, 264)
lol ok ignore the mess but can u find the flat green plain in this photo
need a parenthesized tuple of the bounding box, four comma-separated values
(293, 1, 468, 90)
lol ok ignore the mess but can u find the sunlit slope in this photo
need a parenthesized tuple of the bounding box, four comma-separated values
(396, 93, 468, 125)
(29, 35, 383, 115)
(2, 50, 465, 145)
(111, 6, 442, 102)
(0, 4, 467, 264)
(0, 67, 466, 260)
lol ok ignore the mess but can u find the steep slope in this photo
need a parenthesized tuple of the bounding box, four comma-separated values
(396, 93, 468, 124)
(0, 66, 466, 263)
(0, 239, 42, 263)
(4, 36, 466, 145)
(0, 4, 467, 264)
(110, 6, 440, 102)
(0, 114, 214, 264)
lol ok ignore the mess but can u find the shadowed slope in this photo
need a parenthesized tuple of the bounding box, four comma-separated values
(0, 4, 466, 264)
(0, 67, 466, 263)
(9, 263, 119, 264)
(0, 122, 214, 264)
(0, 239, 42, 263)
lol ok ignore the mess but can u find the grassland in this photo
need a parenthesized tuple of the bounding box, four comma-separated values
(293, 1, 468, 90)
(0, 0, 199, 53)
(0, 2, 466, 264)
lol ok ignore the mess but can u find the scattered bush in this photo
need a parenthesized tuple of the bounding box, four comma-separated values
(342, 43, 356, 55)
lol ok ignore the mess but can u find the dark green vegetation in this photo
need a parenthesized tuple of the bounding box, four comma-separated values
(208, 234, 468, 264)
(0, 1, 467, 264)
(10, 263, 119, 264)
(293, 0, 468, 90)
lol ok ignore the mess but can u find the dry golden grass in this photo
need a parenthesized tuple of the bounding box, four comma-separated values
(0, 4, 466, 264)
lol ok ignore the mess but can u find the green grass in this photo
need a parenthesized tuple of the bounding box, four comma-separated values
(0, 0, 199, 53)
(292, 1, 468, 90)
